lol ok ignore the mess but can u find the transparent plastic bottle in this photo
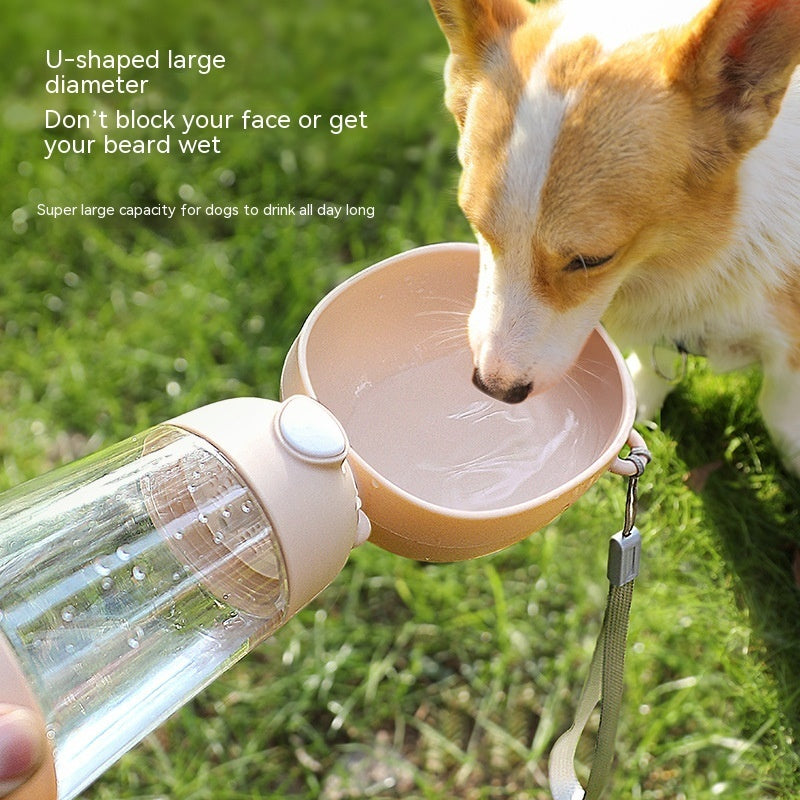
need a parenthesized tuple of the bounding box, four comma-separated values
(0, 396, 368, 800)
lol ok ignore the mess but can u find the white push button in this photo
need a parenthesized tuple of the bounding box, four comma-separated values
(278, 395, 348, 463)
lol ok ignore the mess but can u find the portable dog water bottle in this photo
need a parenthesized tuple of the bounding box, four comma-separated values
(0, 396, 369, 800)
(0, 243, 639, 800)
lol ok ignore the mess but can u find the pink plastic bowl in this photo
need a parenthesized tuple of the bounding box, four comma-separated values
(281, 243, 636, 561)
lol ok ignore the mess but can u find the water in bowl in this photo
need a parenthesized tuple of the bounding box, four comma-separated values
(343, 348, 603, 512)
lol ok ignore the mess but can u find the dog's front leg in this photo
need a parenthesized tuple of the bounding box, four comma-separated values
(625, 348, 675, 423)
(758, 360, 800, 477)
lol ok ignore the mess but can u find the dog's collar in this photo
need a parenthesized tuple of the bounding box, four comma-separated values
(650, 337, 704, 383)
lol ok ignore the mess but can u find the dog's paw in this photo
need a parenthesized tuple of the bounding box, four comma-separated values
(758, 377, 800, 478)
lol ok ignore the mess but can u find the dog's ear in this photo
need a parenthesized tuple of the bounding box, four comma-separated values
(667, 0, 800, 158)
(430, 0, 532, 127)
(429, 0, 530, 56)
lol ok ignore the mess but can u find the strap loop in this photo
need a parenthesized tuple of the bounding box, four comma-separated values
(610, 429, 651, 477)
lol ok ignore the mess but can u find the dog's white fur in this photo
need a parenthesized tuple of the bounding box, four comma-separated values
(430, 0, 800, 473)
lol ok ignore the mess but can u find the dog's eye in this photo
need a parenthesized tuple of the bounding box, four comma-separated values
(563, 254, 614, 273)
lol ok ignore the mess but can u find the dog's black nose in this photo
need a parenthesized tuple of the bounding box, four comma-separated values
(472, 369, 533, 404)
(501, 381, 534, 403)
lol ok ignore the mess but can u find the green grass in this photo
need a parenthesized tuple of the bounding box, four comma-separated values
(3, 1, 800, 798)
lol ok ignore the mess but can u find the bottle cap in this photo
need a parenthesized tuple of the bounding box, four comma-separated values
(167, 396, 363, 619)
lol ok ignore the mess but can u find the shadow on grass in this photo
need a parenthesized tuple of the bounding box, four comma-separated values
(661, 376, 800, 746)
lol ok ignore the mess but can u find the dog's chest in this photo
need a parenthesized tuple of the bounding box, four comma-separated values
(604, 280, 764, 372)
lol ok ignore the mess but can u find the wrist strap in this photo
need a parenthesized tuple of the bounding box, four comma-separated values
(548, 547, 637, 799)
(548, 440, 650, 800)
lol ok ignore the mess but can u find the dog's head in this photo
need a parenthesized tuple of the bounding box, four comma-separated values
(431, 0, 800, 402)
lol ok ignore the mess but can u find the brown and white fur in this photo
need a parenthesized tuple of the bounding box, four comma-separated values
(429, 0, 800, 474)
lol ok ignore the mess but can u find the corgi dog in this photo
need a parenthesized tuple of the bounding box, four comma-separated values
(429, 0, 800, 474)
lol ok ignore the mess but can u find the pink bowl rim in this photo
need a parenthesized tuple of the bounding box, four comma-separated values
(290, 241, 637, 522)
